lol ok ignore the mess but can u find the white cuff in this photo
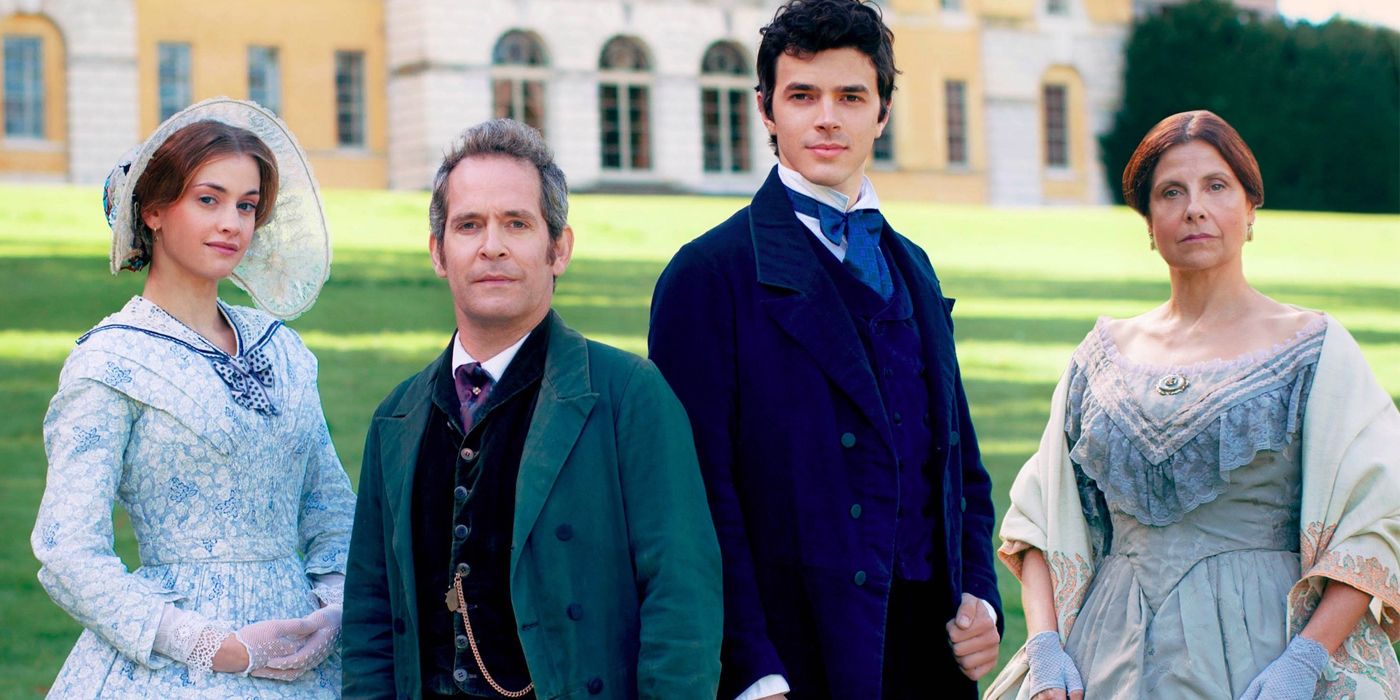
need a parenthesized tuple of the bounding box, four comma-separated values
(310, 572, 345, 607)
(982, 598, 998, 625)
(735, 674, 790, 700)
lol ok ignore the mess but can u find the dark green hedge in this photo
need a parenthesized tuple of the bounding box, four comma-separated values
(1100, 0, 1400, 213)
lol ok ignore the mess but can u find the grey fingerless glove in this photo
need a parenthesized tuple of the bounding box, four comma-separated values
(1240, 636, 1329, 700)
(1024, 630, 1083, 699)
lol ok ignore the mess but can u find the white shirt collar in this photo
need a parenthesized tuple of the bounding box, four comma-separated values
(451, 330, 531, 383)
(777, 162, 881, 213)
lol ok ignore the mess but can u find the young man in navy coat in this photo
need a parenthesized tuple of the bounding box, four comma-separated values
(648, 2, 1002, 698)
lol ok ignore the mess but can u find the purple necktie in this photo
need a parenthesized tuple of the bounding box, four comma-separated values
(453, 362, 494, 433)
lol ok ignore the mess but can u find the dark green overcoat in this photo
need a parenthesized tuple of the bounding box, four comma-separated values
(343, 311, 722, 699)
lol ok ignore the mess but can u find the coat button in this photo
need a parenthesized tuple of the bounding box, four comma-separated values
(454, 485, 469, 501)
(392, 617, 405, 634)
(961, 497, 968, 512)
(853, 570, 867, 586)
(587, 677, 604, 694)
(459, 447, 475, 461)
(892, 411, 903, 425)
(453, 668, 468, 683)
(455, 634, 469, 650)
(555, 524, 574, 541)
(840, 432, 857, 448)
(849, 504, 862, 519)
(454, 524, 470, 540)
(949, 430, 960, 446)
(457, 562, 471, 577)
(567, 603, 584, 621)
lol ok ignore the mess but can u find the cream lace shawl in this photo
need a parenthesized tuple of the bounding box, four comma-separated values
(985, 317, 1400, 699)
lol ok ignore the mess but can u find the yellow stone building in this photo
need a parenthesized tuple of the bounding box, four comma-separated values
(1, 0, 1202, 204)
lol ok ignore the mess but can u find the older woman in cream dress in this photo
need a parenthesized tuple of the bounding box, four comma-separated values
(986, 111, 1400, 700)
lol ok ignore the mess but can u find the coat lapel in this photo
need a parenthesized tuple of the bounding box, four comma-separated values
(511, 312, 599, 575)
(885, 232, 957, 432)
(376, 349, 442, 637)
(750, 168, 893, 452)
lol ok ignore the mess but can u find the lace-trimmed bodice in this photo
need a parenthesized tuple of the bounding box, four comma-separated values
(1065, 316, 1326, 527)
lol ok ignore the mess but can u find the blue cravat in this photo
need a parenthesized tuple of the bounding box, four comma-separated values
(787, 188, 892, 299)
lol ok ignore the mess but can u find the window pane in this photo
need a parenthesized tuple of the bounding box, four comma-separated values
(701, 42, 747, 76)
(247, 46, 280, 115)
(158, 43, 192, 122)
(3, 35, 43, 138)
(493, 31, 545, 66)
(1044, 84, 1067, 167)
(600, 37, 648, 71)
(1047, 0, 1069, 14)
(727, 88, 749, 172)
(873, 115, 893, 163)
(628, 85, 650, 170)
(335, 51, 366, 147)
(599, 84, 621, 169)
(492, 78, 514, 120)
(522, 80, 545, 132)
(702, 88, 721, 173)
(945, 80, 967, 166)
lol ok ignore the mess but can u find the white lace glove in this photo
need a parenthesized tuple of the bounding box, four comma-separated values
(1024, 630, 1084, 700)
(1240, 636, 1329, 700)
(233, 617, 316, 676)
(152, 605, 233, 677)
(252, 604, 342, 681)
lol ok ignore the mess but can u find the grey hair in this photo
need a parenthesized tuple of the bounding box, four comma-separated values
(428, 118, 569, 246)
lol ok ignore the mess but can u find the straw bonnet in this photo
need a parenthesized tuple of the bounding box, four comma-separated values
(103, 97, 331, 320)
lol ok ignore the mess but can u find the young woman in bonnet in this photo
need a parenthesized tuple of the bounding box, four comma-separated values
(31, 98, 355, 697)
(986, 110, 1400, 699)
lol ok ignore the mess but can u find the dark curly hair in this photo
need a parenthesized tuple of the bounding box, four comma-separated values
(755, 0, 898, 152)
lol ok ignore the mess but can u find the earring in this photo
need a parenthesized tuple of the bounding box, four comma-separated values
(1246, 222, 1254, 241)
(1148, 232, 1156, 251)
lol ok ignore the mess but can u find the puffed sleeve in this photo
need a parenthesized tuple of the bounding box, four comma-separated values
(32, 377, 185, 668)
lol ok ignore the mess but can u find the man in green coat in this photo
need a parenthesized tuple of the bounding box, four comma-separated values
(342, 118, 722, 700)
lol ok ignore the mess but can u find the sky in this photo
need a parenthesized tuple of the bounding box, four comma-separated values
(1276, 0, 1400, 29)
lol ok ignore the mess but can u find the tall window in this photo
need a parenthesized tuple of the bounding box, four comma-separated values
(247, 46, 280, 114)
(700, 42, 750, 174)
(873, 114, 894, 164)
(492, 31, 547, 132)
(945, 80, 967, 166)
(3, 35, 43, 138)
(1046, 0, 1069, 14)
(157, 42, 192, 122)
(941, 0, 963, 10)
(1043, 84, 1068, 167)
(335, 50, 366, 148)
(598, 36, 651, 171)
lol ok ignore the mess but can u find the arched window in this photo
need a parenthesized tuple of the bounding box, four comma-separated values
(598, 36, 651, 171)
(492, 30, 547, 132)
(700, 41, 750, 173)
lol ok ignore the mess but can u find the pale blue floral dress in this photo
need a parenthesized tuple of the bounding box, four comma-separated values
(1061, 315, 1327, 699)
(32, 296, 356, 698)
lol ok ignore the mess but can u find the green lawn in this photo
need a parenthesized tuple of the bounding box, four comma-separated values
(1, 185, 1396, 696)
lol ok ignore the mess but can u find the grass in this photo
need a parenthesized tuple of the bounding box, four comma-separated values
(1, 184, 1397, 696)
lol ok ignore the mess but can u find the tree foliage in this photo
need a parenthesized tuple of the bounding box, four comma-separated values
(1101, 0, 1400, 213)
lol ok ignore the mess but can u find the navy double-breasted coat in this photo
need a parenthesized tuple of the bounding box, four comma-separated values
(648, 168, 1002, 699)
